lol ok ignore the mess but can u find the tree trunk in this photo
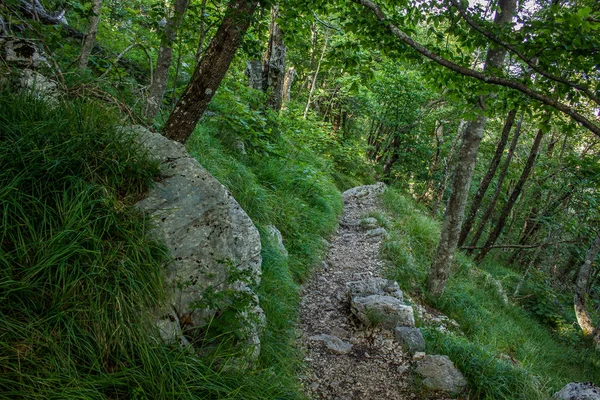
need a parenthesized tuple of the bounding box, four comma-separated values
(282, 66, 296, 106)
(431, 122, 463, 217)
(262, 5, 286, 111)
(458, 108, 517, 247)
(246, 60, 263, 89)
(144, 0, 190, 120)
(163, 0, 259, 144)
(475, 125, 545, 262)
(78, 0, 102, 70)
(466, 115, 523, 253)
(304, 30, 329, 119)
(195, 0, 208, 61)
(574, 233, 600, 337)
(426, 0, 517, 297)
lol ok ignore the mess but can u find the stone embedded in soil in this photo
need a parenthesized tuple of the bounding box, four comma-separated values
(394, 327, 426, 355)
(415, 355, 468, 396)
(351, 295, 415, 329)
(366, 227, 388, 238)
(309, 334, 353, 355)
(360, 217, 379, 229)
(346, 277, 404, 302)
(552, 382, 600, 400)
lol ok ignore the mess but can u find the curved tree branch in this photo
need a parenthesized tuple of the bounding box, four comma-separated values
(447, 0, 600, 107)
(349, 0, 600, 138)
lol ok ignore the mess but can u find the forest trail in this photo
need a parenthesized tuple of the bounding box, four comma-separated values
(298, 184, 442, 399)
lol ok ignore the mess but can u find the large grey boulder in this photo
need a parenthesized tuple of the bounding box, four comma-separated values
(415, 355, 468, 396)
(1, 38, 48, 68)
(132, 126, 264, 359)
(552, 382, 600, 400)
(350, 295, 414, 329)
(394, 326, 425, 354)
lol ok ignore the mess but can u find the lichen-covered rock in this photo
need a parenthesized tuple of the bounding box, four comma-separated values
(132, 126, 264, 358)
(266, 224, 288, 257)
(346, 278, 403, 302)
(366, 227, 388, 238)
(350, 294, 414, 329)
(0, 38, 48, 68)
(19, 70, 59, 103)
(394, 327, 425, 354)
(552, 382, 600, 400)
(360, 217, 379, 229)
(415, 355, 467, 396)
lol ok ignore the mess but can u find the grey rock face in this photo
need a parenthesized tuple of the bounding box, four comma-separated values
(351, 295, 414, 329)
(1, 38, 48, 68)
(342, 182, 386, 201)
(309, 334, 353, 355)
(346, 278, 403, 301)
(266, 224, 288, 257)
(552, 382, 600, 400)
(394, 327, 426, 354)
(19, 70, 59, 103)
(415, 355, 467, 396)
(132, 126, 264, 358)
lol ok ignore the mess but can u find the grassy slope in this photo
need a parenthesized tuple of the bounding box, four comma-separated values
(0, 82, 349, 398)
(379, 187, 600, 399)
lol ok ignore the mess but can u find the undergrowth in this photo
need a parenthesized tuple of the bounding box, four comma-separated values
(0, 89, 344, 399)
(186, 81, 345, 394)
(380, 187, 600, 399)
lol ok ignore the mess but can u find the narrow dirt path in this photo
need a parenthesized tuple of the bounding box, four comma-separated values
(298, 184, 421, 400)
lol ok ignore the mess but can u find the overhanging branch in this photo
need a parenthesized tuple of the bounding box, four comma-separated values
(349, 0, 600, 138)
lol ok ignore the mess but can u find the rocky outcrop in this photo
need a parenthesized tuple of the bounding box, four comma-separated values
(552, 382, 600, 400)
(266, 224, 288, 257)
(132, 126, 264, 359)
(415, 355, 468, 396)
(342, 182, 386, 202)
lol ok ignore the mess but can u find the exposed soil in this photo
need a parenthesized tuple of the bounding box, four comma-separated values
(297, 184, 450, 399)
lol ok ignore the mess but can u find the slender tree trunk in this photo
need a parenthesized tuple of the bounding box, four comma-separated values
(475, 125, 545, 262)
(282, 66, 296, 106)
(426, 0, 518, 297)
(304, 31, 329, 119)
(78, 0, 102, 70)
(513, 228, 553, 297)
(458, 108, 517, 247)
(263, 5, 286, 111)
(466, 115, 523, 253)
(431, 123, 463, 217)
(246, 60, 263, 89)
(163, 0, 259, 143)
(195, 0, 208, 61)
(574, 233, 600, 337)
(144, 0, 190, 120)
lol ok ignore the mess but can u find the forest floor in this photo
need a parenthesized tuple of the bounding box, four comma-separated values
(297, 184, 449, 399)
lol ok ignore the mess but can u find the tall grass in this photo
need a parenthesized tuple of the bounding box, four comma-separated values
(0, 90, 340, 399)
(380, 187, 600, 398)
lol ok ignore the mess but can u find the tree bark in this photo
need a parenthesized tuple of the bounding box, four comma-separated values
(574, 233, 600, 337)
(282, 66, 296, 106)
(163, 0, 259, 144)
(458, 108, 517, 247)
(262, 4, 286, 111)
(467, 114, 523, 253)
(144, 0, 190, 120)
(304, 30, 329, 119)
(475, 125, 545, 262)
(78, 0, 102, 70)
(426, 0, 518, 297)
